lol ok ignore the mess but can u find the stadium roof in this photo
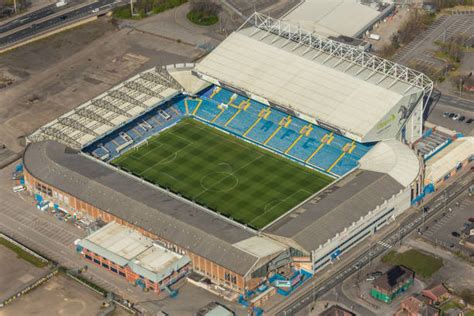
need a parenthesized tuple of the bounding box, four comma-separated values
(282, 0, 387, 38)
(359, 140, 421, 187)
(28, 68, 182, 150)
(264, 169, 403, 253)
(24, 141, 286, 276)
(194, 13, 433, 142)
(425, 137, 474, 184)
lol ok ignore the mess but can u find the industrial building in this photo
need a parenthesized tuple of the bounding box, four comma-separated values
(75, 222, 191, 293)
(282, 0, 394, 38)
(23, 12, 437, 302)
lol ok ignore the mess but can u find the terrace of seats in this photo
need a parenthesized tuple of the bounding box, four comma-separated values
(83, 100, 185, 161)
(194, 86, 373, 177)
(83, 85, 373, 177)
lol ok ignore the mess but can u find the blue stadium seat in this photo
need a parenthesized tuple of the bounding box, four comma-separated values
(84, 85, 375, 175)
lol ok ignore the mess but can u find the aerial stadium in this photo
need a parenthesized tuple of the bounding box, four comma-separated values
(23, 13, 434, 303)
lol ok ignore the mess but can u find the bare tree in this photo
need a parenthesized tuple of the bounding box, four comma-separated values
(189, 0, 221, 15)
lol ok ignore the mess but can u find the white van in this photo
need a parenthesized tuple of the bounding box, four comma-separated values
(12, 185, 25, 192)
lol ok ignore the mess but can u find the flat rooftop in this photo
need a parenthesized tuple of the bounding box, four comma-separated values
(87, 221, 151, 261)
(79, 222, 190, 283)
(283, 0, 386, 38)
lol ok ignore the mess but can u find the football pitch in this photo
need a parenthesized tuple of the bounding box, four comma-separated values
(112, 119, 333, 229)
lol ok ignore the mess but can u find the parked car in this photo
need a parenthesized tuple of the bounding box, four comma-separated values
(466, 118, 473, 124)
(443, 112, 450, 117)
(12, 185, 25, 192)
(449, 113, 456, 119)
(459, 116, 466, 122)
(451, 231, 460, 238)
(468, 217, 474, 223)
(452, 113, 461, 120)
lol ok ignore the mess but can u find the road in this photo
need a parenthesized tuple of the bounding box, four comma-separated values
(0, 4, 59, 34)
(438, 93, 474, 112)
(0, 0, 117, 47)
(274, 173, 473, 315)
(0, 165, 158, 303)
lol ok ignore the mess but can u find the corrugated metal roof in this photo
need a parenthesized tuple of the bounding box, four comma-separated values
(23, 141, 261, 276)
(264, 169, 403, 252)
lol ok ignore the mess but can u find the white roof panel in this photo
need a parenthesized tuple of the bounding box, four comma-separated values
(359, 140, 420, 187)
(195, 29, 403, 138)
(425, 137, 474, 183)
(284, 0, 381, 37)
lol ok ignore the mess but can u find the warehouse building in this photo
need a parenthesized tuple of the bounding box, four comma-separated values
(75, 222, 191, 293)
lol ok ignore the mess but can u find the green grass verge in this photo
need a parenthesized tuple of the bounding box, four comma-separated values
(187, 10, 218, 26)
(440, 299, 464, 312)
(382, 249, 443, 278)
(0, 237, 48, 268)
(112, 119, 333, 229)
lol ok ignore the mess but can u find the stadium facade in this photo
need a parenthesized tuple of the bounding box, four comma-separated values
(24, 13, 432, 296)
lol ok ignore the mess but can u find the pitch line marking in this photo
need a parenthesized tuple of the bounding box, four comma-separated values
(193, 154, 263, 200)
(250, 189, 313, 226)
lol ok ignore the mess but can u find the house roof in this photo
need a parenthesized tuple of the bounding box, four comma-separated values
(373, 265, 414, 292)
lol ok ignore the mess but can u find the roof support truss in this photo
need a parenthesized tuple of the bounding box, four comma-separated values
(242, 12, 433, 103)
(91, 99, 133, 118)
(39, 126, 82, 149)
(58, 117, 99, 136)
(108, 89, 148, 109)
(75, 108, 115, 127)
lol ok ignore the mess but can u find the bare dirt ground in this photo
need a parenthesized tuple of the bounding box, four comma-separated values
(0, 16, 203, 154)
(0, 244, 51, 303)
(0, 274, 130, 316)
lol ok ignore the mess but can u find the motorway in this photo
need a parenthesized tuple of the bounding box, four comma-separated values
(274, 172, 473, 315)
(0, 0, 117, 47)
(0, 4, 59, 34)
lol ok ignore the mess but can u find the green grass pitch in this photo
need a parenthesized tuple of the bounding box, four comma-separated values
(112, 119, 333, 229)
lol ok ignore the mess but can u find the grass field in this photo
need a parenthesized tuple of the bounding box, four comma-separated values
(382, 249, 443, 278)
(112, 119, 333, 229)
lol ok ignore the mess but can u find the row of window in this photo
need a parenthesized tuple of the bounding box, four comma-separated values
(313, 207, 396, 268)
(36, 183, 52, 196)
(85, 254, 125, 277)
(224, 272, 237, 284)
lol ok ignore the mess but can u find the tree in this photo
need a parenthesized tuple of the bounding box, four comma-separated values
(189, 0, 221, 16)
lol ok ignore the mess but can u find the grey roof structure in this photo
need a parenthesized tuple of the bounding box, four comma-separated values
(194, 13, 433, 142)
(23, 141, 269, 276)
(264, 169, 403, 252)
(77, 222, 191, 283)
